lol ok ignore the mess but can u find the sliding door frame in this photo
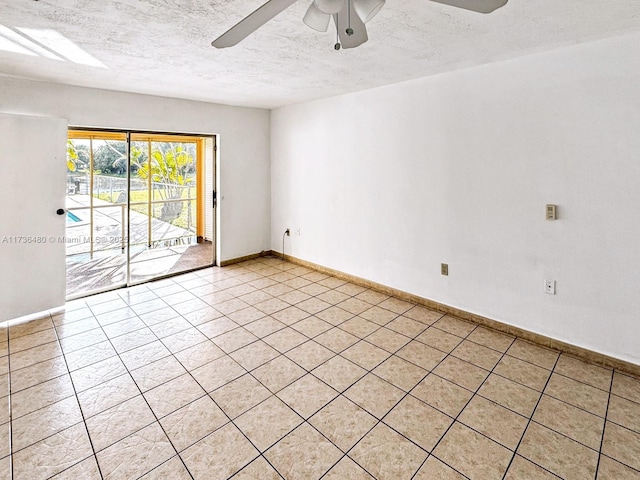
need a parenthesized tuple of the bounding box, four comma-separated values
(66, 127, 217, 299)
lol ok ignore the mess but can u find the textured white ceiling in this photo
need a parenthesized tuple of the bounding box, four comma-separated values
(0, 0, 639, 109)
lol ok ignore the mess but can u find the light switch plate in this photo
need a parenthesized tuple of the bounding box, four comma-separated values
(546, 204, 557, 220)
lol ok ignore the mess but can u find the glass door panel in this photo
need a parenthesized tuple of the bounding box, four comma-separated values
(66, 133, 128, 297)
(128, 135, 212, 284)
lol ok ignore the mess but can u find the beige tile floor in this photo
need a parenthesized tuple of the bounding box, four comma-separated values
(2, 256, 640, 479)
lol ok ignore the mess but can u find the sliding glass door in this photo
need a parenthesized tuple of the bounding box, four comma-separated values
(65, 130, 215, 298)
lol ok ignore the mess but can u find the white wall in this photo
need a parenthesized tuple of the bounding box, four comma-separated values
(271, 32, 640, 365)
(0, 77, 271, 263)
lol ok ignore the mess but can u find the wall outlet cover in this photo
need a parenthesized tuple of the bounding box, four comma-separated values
(544, 279, 556, 295)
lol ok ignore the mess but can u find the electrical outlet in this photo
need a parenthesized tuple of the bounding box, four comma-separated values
(441, 263, 448, 276)
(285, 228, 290, 236)
(544, 279, 556, 295)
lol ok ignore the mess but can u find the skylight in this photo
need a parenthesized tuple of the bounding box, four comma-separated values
(0, 25, 106, 68)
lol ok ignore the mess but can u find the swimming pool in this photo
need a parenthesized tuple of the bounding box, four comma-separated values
(67, 211, 82, 222)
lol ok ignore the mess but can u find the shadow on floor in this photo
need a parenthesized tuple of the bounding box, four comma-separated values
(66, 241, 213, 297)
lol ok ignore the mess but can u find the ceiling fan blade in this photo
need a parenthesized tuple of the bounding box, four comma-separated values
(334, 2, 368, 49)
(304, 3, 332, 32)
(212, 0, 298, 48)
(429, 0, 508, 14)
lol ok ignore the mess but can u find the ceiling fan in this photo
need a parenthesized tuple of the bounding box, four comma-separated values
(212, 0, 508, 50)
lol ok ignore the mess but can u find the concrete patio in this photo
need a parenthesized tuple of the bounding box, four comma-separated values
(65, 195, 213, 296)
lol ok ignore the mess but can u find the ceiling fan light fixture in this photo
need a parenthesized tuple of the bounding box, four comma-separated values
(314, 0, 345, 14)
(429, 0, 508, 14)
(303, 3, 332, 31)
(353, 0, 385, 23)
(211, 0, 504, 51)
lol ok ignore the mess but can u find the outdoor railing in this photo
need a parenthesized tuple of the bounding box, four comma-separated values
(66, 198, 196, 257)
(66, 173, 197, 258)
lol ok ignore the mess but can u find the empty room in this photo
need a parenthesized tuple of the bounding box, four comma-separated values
(0, 0, 639, 479)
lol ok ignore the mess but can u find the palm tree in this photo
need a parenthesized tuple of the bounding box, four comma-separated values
(66, 140, 79, 171)
(134, 143, 195, 222)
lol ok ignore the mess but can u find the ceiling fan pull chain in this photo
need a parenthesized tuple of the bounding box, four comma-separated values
(346, 0, 354, 36)
(334, 13, 341, 50)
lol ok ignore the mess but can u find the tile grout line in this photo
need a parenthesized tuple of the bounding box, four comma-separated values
(244, 258, 475, 478)
(42, 312, 105, 480)
(296, 310, 463, 479)
(272, 263, 596, 390)
(404, 323, 514, 480)
(607, 388, 640, 409)
(3, 276, 477, 478)
(12, 256, 638, 479)
(208, 274, 521, 479)
(83, 301, 195, 480)
(229, 458, 286, 480)
(274, 329, 398, 478)
(596, 425, 640, 473)
(219, 349, 296, 480)
(2, 310, 105, 478)
(291, 386, 382, 478)
(342, 335, 450, 479)
(204, 267, 456, 378)
(6, 322, 14, 480)
(5, 319, 88, 447)
(185, 358, 293, 479)
(194, 269, 416, 478)
(5, 363, 82, 446)
(509, 383, 611, 435)
(215, 258, 640, 477)
(526, 410, 609, 454)
(434, 334, 617, 420)
(8, 268, 250, 475)
(234, 335, 351, 478)
(500, 353, 562, 480)
(505, 355, 619, 456)
(109, 285, 281, 478)
(124, 270, 322, 478)
(60, 272, 305, 470)
(594, 369, 615, 478)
